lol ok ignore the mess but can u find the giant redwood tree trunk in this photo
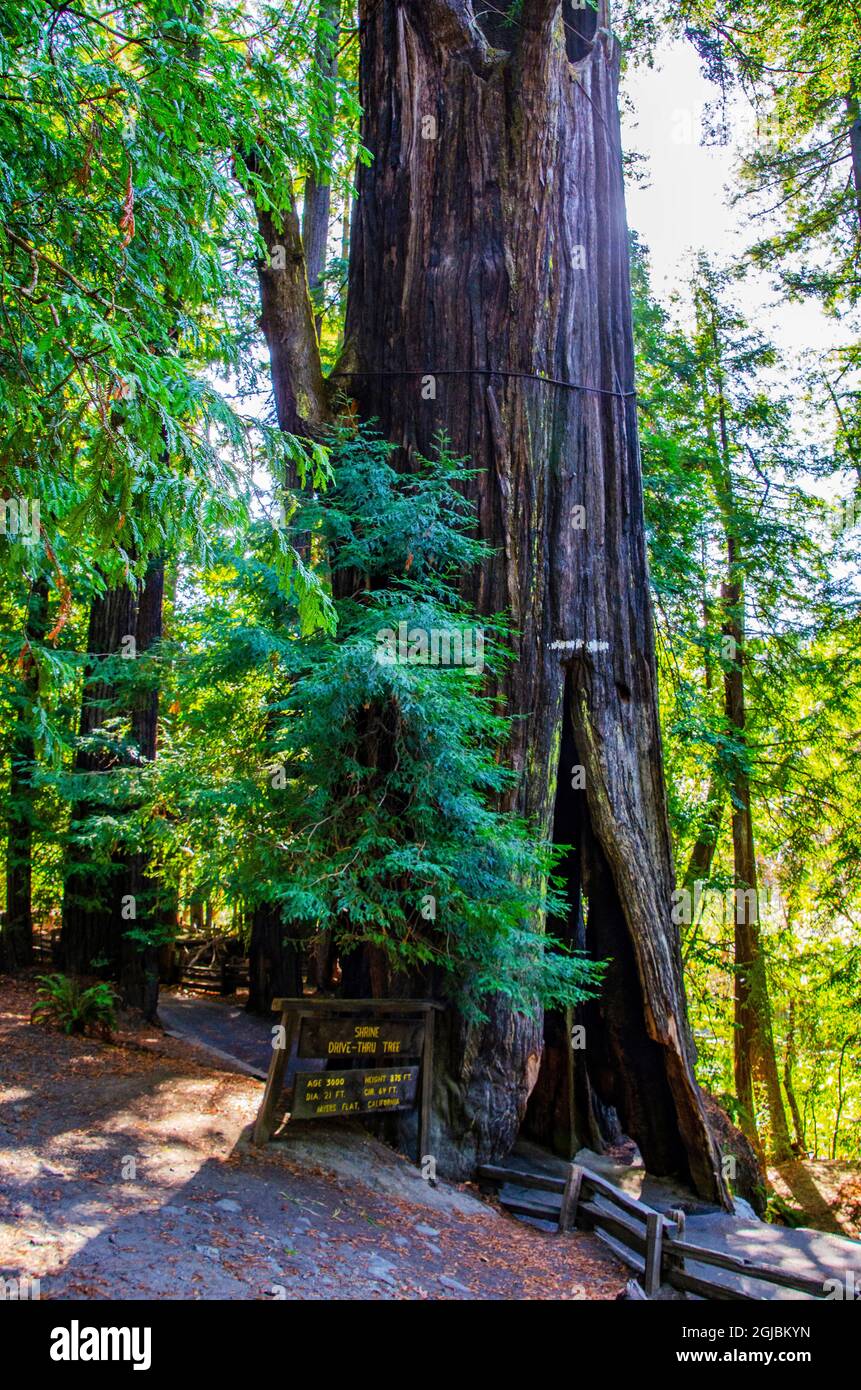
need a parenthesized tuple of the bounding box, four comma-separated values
(119, 557, 166, 1020)
(61, 563, 167, 1016)
(333, 0, 727, 1200)
(61, 582, 137, 976)
(247, 903, 303, 1014)
(2, 575, 48, 970)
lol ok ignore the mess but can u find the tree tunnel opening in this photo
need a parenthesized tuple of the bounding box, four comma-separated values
(524, 674, 702, 1190)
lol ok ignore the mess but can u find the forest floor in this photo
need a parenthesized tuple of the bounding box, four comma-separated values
(0, 975, 627, 1300)
(158, 991, 861, 1248)
(768, 1160, 861, 1242)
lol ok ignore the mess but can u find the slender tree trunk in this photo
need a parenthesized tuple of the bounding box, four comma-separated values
(339, 183, 353, 318)
(831, 1036, 855, 1160)
(302, 0, 341, 336)
(60, 562, 166, 1016)
(255, 192, 328, 440)
(243, 151, 331, 1014)
(682, 776, 723, 894)
(846, 84, 861, 228)
(680, 601, 725, 963)
(705, 315, 792, 1163)
(784, 998, 805, 1151)
(2, 576, 48, 970)
(807, 1089, 819, 1158)
(333, 0, 726, 1199)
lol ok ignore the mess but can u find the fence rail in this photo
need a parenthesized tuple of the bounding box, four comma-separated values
(477, 1162, 828, 1300)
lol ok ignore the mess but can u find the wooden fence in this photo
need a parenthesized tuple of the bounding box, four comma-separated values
(26, 929, 249, 995)
(477, 1163, 830, 1301)
(168, 937, 249, 995)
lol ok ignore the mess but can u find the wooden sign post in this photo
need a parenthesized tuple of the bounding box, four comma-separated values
(252, 998, 441, 1166)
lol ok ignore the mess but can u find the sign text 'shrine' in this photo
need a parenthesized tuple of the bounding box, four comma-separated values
(252, 999, 438, 1158)
(297, 1016, 425, 1060)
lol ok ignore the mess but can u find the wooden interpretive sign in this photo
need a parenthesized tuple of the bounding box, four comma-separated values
(251, 997, 442, 1167)
(291, 1065, 420, 1118)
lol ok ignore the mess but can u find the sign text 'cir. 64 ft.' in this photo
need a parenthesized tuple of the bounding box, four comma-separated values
(291, 1066, 420, 1118)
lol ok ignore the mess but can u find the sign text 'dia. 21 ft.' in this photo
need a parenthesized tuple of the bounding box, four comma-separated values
(252, 998, 438, 1157)
(291, 1066, 420, 1117)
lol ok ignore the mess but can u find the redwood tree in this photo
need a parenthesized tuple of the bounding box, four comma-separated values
(693, 268, 792, 1162)
(262, 0, 728, 1202)
(2, 574, 48, 970)
(61, 582, 138, 978)
(118, 557, 168, 1020)
(61, 564, 167, 1019)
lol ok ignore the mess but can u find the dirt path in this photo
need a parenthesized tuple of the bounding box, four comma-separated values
(0, 977, 626, 1300)
(158, 991, 272, 1078)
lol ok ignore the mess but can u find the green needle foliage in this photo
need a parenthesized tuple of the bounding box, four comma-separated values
(2, 0, 859, 1168)
(152, 426, 604, 1019)
(633, 233, 861, 1157)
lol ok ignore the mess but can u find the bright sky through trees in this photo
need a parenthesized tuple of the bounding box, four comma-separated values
(623, 41, 847, 360)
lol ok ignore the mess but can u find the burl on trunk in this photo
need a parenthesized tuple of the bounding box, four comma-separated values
(336, 0, 727, 1203)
